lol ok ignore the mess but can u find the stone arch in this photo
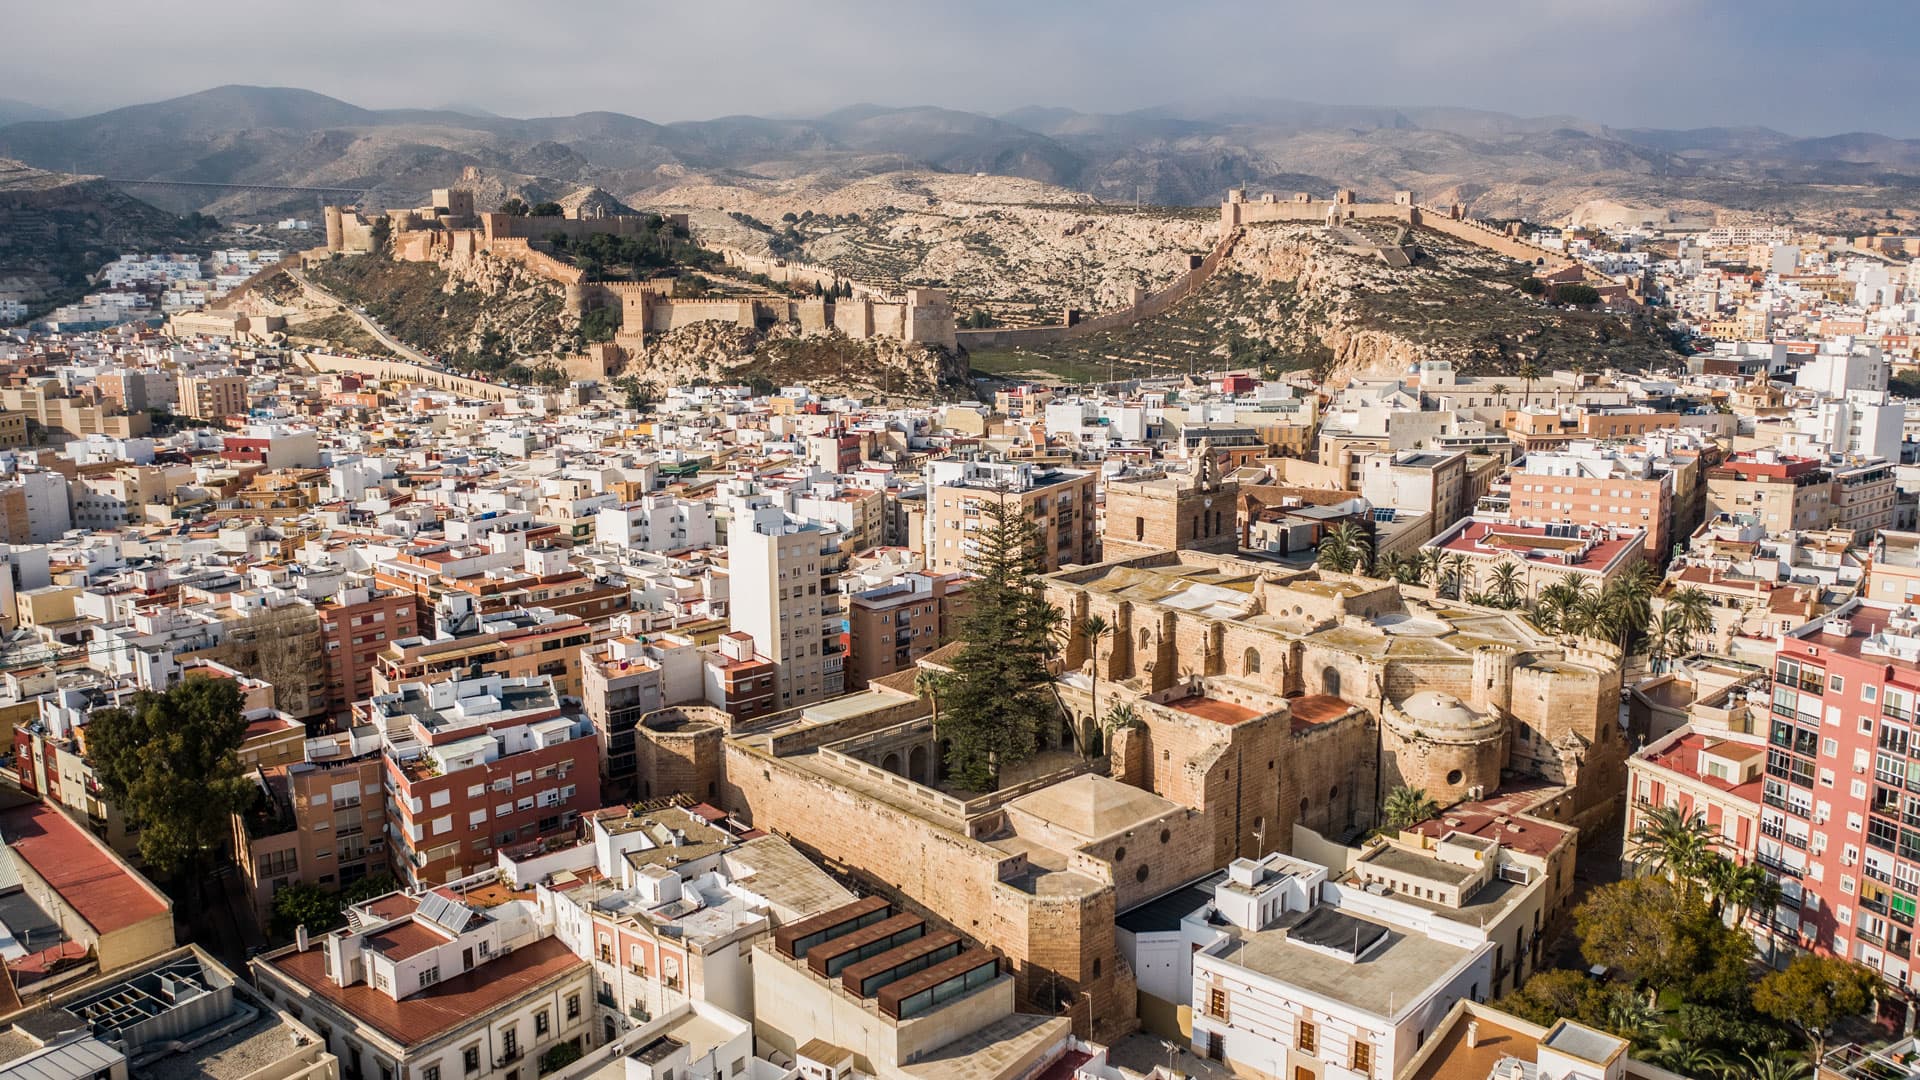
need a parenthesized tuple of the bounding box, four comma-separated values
(1243, 648, 1262, 676)
(909, 745, 929, 783)
(882, 751, 902, 775)
(1322, 666, 1342, 697)
(1137, 626, 1151, 653)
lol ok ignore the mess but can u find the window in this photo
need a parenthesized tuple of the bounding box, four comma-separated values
(1352, 1043, 1373, 1075)
(418, 966, 440, 988)
(464, 1047, 481, 1075)
(1207, 986, 1228, 1020)
(566, 993, 581, 1020)
(536, 1010, 550, 1036)
(1298, 1020, 1318, 1053)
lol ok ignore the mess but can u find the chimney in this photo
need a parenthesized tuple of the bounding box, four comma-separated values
(296, 924, 309, 952)
(1466, 1022, 1481, 1049)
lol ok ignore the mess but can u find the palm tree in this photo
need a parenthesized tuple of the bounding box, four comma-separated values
(1518, 359, 1541, 405)
(1487, 561, 1524, 608)
(1603, 562, 1658, 652)
(1602, 995, 1661, 1049)
(1532, 578, 1592, 634)
(1647, 607, 1689, 672)
(1627, 805, 1723, 895)
(914, 668, 947, 729)
(1649, 1038, 1727, 1078)
(1669, 587, 1714, 652)
(1318, 521, 1372, 575)
(1736, 1052, 1811, 1080)
(1440, 553, 1470, 599)
(1382, 785, 1441, 830)
(1077, 615, 1112, 755)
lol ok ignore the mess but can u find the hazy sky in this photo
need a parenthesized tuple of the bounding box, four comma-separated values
(7, 0, 1918, 136)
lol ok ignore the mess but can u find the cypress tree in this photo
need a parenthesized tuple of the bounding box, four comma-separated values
(941, 492, 1063, 790)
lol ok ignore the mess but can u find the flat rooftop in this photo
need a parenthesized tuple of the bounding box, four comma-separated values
(1211, 910, 1475, 1019)
(1357, 844, 1480, 888)
(1166, 695, 1259, 725)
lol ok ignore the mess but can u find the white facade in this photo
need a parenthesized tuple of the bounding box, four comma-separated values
(728, 508, 829, 706)
(596, 496, 715, 554)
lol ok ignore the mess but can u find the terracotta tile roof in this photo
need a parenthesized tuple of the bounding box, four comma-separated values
(265, 936, 584, 1048)
(0, 801, 169, 937)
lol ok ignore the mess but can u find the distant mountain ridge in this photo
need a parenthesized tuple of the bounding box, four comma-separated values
(4, 85, 1917, 220)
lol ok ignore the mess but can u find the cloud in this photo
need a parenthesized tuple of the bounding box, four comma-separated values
(2, 0, 1914, 135)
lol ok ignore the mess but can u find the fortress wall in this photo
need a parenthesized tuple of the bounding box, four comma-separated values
(648, 298, 758, 332)
(833, 299, 875, 339)
(485, 237, 586, 285)
(1414, 209, 1572, 269)
(954, 229, 1236, 352)
(482, 212, 685, 243)
(871, 302, 906, 340)
(718, 738, 1133, 1038)
(301, 352, 529, 402)
(715, 246, 842, 292)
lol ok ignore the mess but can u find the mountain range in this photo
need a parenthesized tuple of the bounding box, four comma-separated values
(2, 85, 1917, 222)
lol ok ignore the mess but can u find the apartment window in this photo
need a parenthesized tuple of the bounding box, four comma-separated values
(1298, 1020, 1317, 1053)
(535, 1010, 550, 1036)
(422, 1067, 440, 1080)
(1206, 986, 1228, 1020)
(418, 966, 439, 987)
(566, 992, 582, 1020)
(463, 1048, 480, 1075)
(1352, 1042, 1373, 1075)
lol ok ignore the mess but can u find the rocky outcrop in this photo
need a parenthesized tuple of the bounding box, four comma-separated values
(635, 321, 967, 399)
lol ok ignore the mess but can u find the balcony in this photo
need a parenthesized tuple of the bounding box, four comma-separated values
(1755, 852, 1802, 878)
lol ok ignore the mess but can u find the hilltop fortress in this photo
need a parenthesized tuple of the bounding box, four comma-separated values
(309, 182, 1617, 372)
(314, 186, 957, 356)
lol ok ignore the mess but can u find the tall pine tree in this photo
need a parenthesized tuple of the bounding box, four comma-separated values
(941, 492, 1063, 790)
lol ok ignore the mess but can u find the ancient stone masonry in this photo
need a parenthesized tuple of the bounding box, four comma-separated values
(1042, 550, 1628, 836)
(316, 190, 958, 357)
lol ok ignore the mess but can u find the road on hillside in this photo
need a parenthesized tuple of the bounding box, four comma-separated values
(284, 267, 437, 367)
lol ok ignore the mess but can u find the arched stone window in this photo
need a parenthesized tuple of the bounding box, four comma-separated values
(1243, 648, 1262, 675)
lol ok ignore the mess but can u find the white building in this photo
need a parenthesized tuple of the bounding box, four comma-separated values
(595, 495, 715, 554)
(253, 874, 598, 1080)
(728, 507, 835, 705)
(1188, 854, 1495, 1080)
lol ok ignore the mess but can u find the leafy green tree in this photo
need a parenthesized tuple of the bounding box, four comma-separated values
(1559, 283, 1602, 305)
(1519, 276, 1546, 296)
(341, 873, 399, 905)
(531, 201, 564, 217)
(271, 882, 343, 938)
(498, 197, 530, 217)
(1752, 955, 1880, 1057)
(1575, 876, 1702, 999)
(941, 494, 1064, 789)
(1382, 786, 1440, 830)
(84, 676, 255, 881)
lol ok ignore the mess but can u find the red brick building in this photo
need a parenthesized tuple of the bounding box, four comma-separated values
(318, 585, 416, 720)
(359, 674, 600, 887)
